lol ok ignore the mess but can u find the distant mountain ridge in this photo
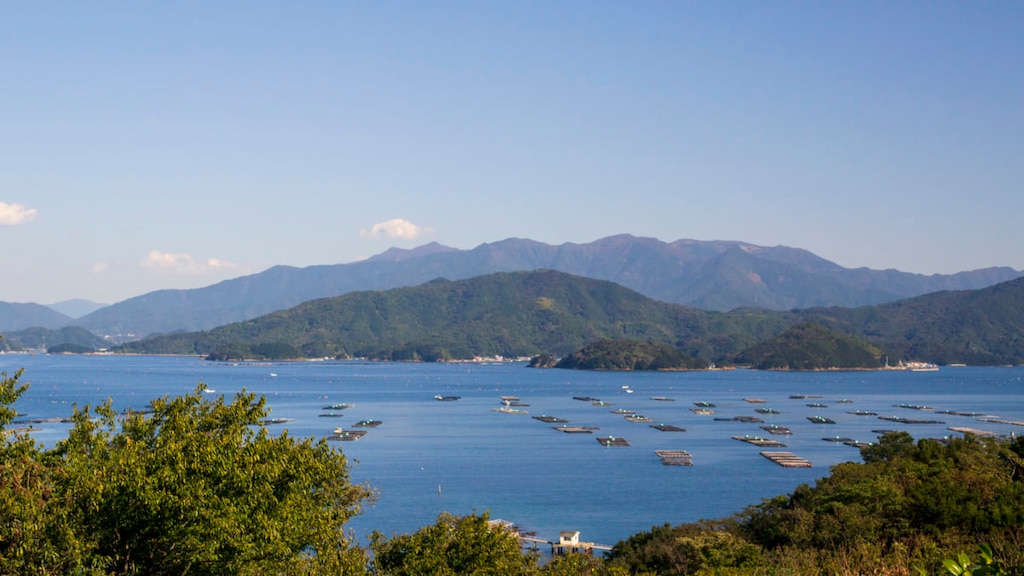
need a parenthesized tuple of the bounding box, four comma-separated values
(5, 235, 1020, 338)
(0, 302, 73, 332)
(118, 270, 1024, 366)
(46, 299, 108, 319)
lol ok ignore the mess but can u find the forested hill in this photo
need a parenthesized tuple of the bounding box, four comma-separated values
(792, 276, 1024, 365)
(116, 270, 783, 361)
(73, 235, 1022, 337)
(735, 322, 884, 370)
(115, 270, 1024, 366)
(0, 302, 71, 332)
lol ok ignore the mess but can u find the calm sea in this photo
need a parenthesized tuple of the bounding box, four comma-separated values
(4, 354, 1023, 547)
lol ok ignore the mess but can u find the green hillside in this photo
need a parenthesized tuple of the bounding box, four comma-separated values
(117, 271, 764, 360)
(793, 276, 1024, 365)
(554, 339, 708, 370)
(735, 322, 883, 370)
(116, 270, 1024, 366)
(1, 326, 108, 352)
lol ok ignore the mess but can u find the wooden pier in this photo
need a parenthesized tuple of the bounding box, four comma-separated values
(352, 420, 382, 428)
(532, 415, 568, 423)
(732, 435, 786, 447)
(948, 426, 997, 436)
(878, 415, 944, 424)
(807, 416, 836, 424)
(760, 451, 812, 468)
(655, 450, 693, 466)
(518, 531, 613, 556)
(326, 429, 367, 441)
(979, 417, 1024, 427)
(715, 415, 764, 423)
(553, 425, 599, 433)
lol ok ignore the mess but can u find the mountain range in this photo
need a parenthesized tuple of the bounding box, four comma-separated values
(113, 269, 1024, 366)
(1, 235, 1020, 339)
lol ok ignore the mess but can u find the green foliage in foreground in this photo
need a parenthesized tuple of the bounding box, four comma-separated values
(370, 511, 630, 576)
(0, 369, 371, 575)
(607, 431, 1024, 575)
(554, 339, 708, 371)
(4, 358, 1023, 575)
(370, 512, 539, 575)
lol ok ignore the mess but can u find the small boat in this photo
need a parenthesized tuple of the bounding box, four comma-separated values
(492, 406, 529, 414)
(434, 395, 460, 401)
(533, 415, 568, 423)
(352, 420, 383, 428)
(625, 414, 653, 423)
(327, 427, 367, 441)
(807, 416, 836, 424)
(694, 401, 716, 408)
(690, 408, 714, 415)
(260, 418, 295, 425)
(553, 425, 599, 433)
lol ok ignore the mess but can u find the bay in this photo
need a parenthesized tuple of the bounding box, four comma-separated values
(4, 353, 1023, 547)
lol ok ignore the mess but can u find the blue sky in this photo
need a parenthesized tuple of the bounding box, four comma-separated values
(2, 2, 1022, 304)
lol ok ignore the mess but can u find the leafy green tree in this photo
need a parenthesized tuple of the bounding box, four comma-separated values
(542, 552, 633, 576)
(370, 512, 541, 575)
(937, 544, 1021, 576)
(53, 385, 372, 575)
(2, 366, 90, 574)
(2, 368, 372, 575)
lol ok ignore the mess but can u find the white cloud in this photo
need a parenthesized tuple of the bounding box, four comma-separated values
(0, 202, 38, 225)
(139, 251, 241, 275)
(359, 218, 433, 240)
(92, 262, 110, 274)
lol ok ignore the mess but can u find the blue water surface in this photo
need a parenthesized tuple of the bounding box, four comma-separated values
(3, 354, 1022, 547)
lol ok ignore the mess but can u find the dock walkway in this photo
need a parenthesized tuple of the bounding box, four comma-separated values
(760, 451, 812, 468)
